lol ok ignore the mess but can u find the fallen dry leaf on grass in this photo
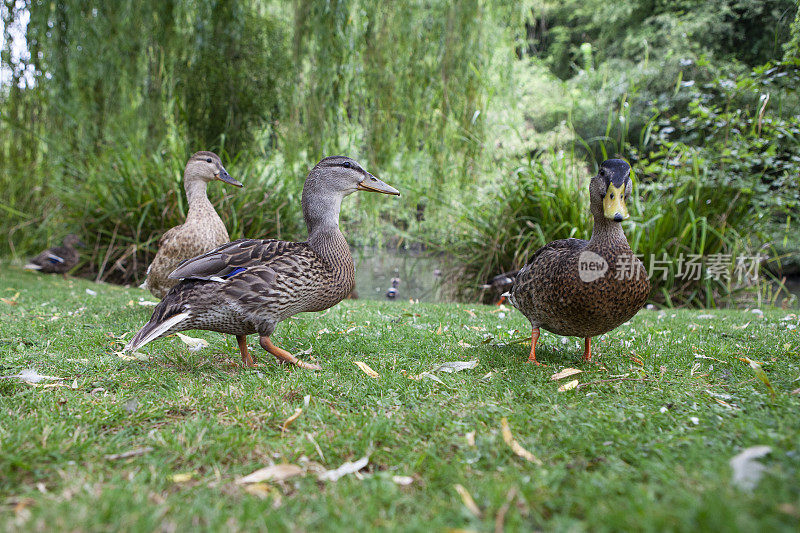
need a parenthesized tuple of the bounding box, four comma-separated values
(175, 333, 209, 352)
(170, 473, 194, 483)
(104, 447, 153, 461)
(354, 361, 380, 379)
(243, 483, 273, 499)
(454, 484, 481, 517)
(433, 360, 478, 373)
(501, 417, 543, 465)
(558, 379, 579, 392)
(392, 475, 414, 486)
(420, 372, 446, 385)
(495, 487, 518, 533)
(712, 397, 737, 410)
(742, 357, 776, 401)
(238, 464, 304, 484)
(402, 370, 448, 385)
(466, 431, 476, 447)
(41, 382, 71, 389)
(318, 456, 369, 482)
(0, 291, 20, 305)
(281, 408, 303, 436)
(550, 368, 582, 381)
(730, 445, 771, 491)
(0, 369, 62, 383)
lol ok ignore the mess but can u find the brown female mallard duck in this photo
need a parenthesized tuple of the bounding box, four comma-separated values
(25, 234, 83, 278)
(506, 159, 650, 364)
(142, 151, 242, 299)
(125, 156, 400, 369)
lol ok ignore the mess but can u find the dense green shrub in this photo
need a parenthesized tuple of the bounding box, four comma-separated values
(526, 0, 794, 80)
(643, 60, 800, 216)
(524, 0, 798, 165)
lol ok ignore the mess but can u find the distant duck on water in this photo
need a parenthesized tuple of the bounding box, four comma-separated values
(386, 277, 400, 299)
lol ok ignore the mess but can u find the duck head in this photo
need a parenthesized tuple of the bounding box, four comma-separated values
(63, 234, 84, 247)
(184, 151, 242, 188)
(589, 159, 632, 223)
(302, 156, 400, 232)
(305, 156, 400, 197)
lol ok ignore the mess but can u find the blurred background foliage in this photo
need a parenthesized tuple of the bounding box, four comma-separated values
(1, 0, 798, 305)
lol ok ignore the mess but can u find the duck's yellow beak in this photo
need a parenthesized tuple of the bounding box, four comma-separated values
(357, 174, 400, 196)
(603, 184, 629, 222)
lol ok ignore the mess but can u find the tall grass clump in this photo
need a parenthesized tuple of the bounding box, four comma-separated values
(632, 171, 760, 307)
(441, 153, 590, 301)
(443, 152, 764, 307)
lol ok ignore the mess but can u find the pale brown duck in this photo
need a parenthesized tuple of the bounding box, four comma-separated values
(125, 156, 400, 370)
(142, 151, 242, 299)
(506, 159, 650, 364)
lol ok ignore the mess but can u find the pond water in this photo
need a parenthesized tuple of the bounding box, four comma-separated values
(353, 248, 444, 302)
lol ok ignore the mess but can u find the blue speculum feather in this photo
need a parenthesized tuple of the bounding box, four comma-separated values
(224, 267, 247, 279)
(48, 257, 61, 264)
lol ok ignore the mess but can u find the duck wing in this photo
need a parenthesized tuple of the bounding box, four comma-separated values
(35, 250, 66, 266)
(168, 238, 312, 281)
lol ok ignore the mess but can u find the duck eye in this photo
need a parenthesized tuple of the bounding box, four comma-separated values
(610, 193, 615, 199)
(206, 158, 212, 163)
(342, 161, 352, 169)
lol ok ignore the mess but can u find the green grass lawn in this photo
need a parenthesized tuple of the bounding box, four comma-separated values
(1, 266, 799, 532)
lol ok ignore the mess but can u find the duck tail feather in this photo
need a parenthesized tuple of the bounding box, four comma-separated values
(125, 312, 190, 352)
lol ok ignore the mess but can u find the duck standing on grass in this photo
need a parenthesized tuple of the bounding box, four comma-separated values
(142, 151, 242, 299)
(505, 159, 650, 364)
(125, 156, 400, 370)
(25, 234, 83, 279)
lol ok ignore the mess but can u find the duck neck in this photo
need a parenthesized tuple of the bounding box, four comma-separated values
(303, 189, 354, 275)
(184, 179, 213, 213)
(589, 210, 630, 250)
